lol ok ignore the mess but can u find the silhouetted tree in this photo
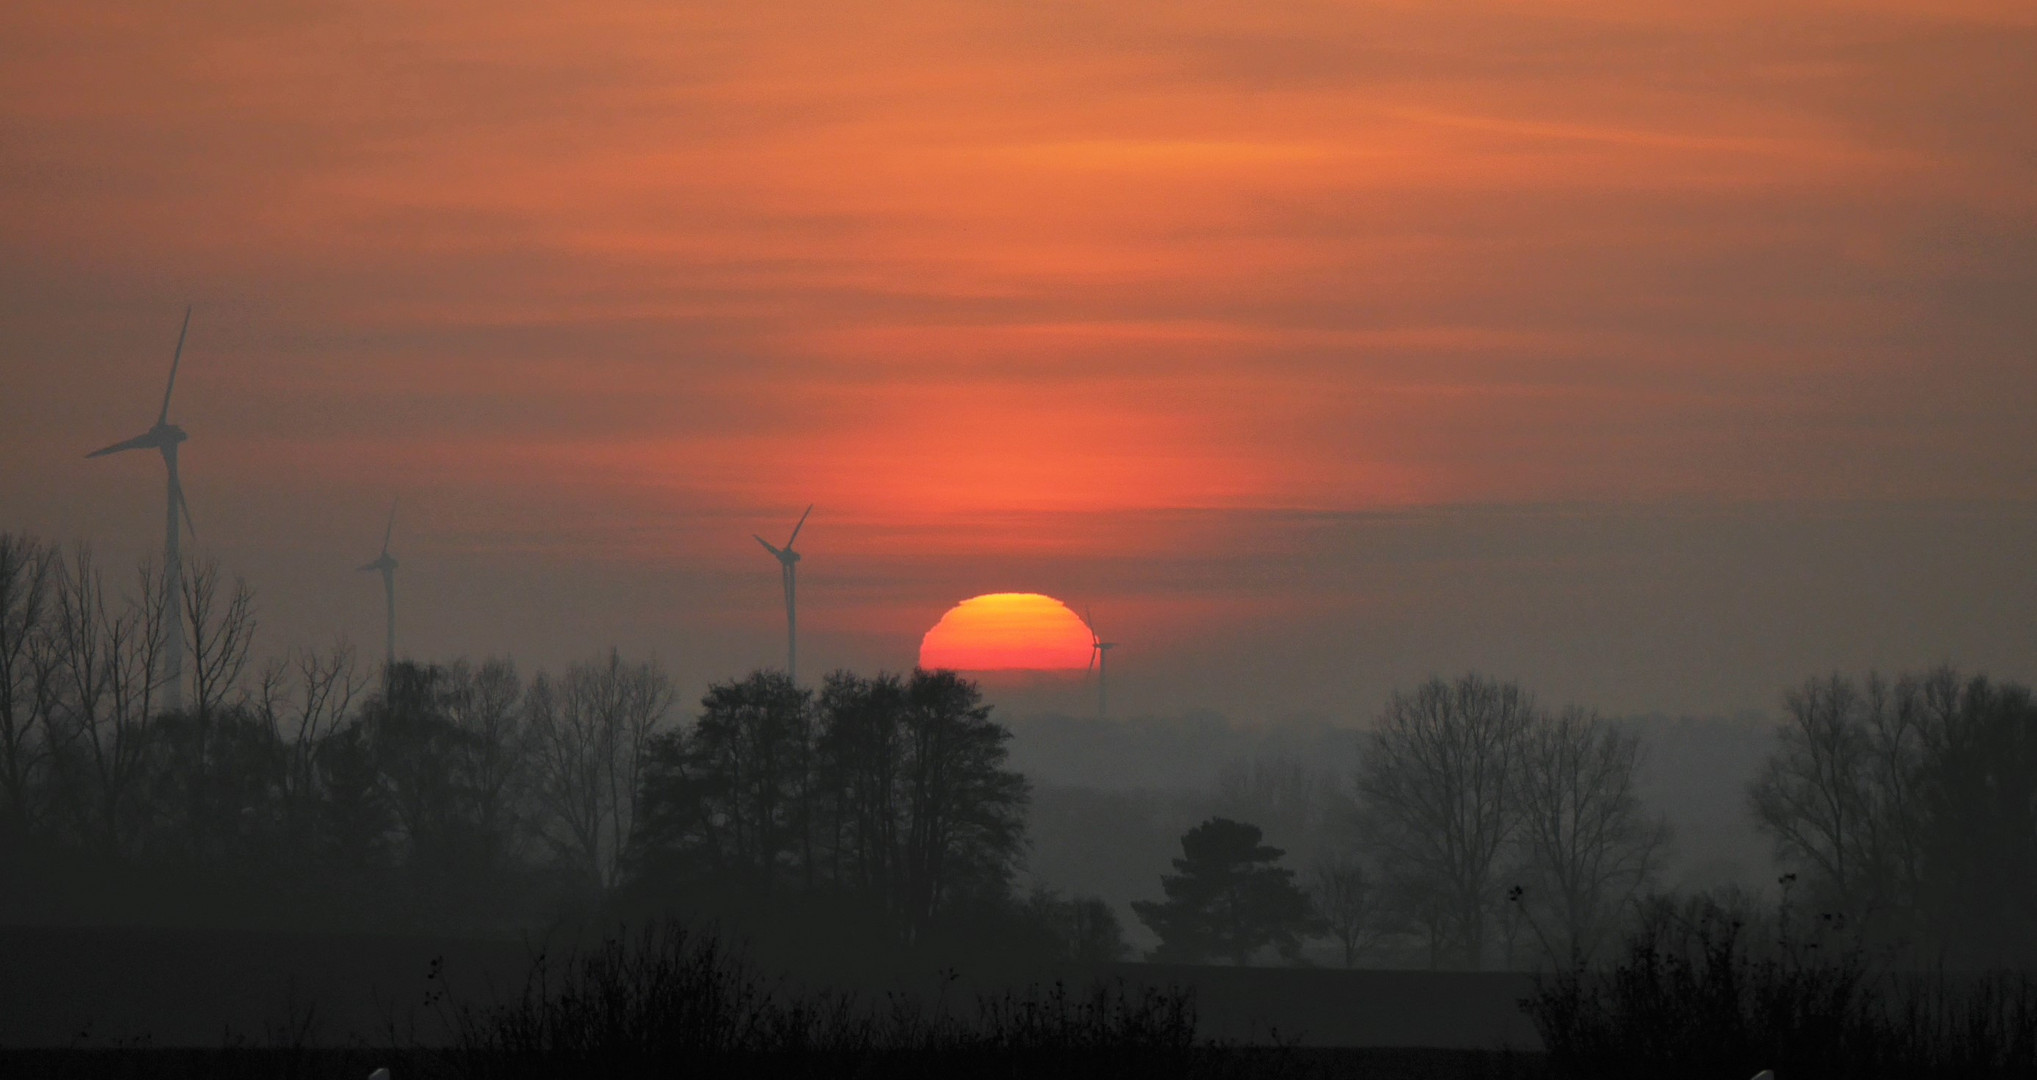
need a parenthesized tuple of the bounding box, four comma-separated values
(897, 669, 1028, 938)
(313, 718, 391, 874)
(1514, 707, 1666, 965)
(253, 641, 364, 863)
(1747, 666, 2037, 963)
(1133, 816, 1314, 965)
(45, 546, 169, 857)
(815, 669, 907, 903)
(0, 534, 56, 832)
(442, 657, 535, 874)
(1356, 674, 1534, 969)
(1750, 671, 1936, 934)
(529, 649, 671, 890)
(1914, 673, 2037, 966)
(180, 559, 255, 723)
(1307, 855, 1391, 967)
(635, 670, 815, 896)
(367, 664, 480, 871)
(156, 560, 263, 863)
(635, 668, 1028, 942)
(1024, 886, 1130, 964)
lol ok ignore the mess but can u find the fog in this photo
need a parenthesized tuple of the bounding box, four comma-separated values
(4, 0, 2035, 1072)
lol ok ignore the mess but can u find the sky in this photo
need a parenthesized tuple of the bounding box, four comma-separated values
(3, 0, 2034, 721)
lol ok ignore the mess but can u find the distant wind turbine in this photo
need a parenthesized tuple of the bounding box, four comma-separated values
(359, 499, 399, 667)
(754, 504, 812, 683)
(1086, 609, 1117, 719)
(87, 306, 196, 712)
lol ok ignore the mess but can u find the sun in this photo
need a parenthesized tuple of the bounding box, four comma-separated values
(919, 593, 1094, 671)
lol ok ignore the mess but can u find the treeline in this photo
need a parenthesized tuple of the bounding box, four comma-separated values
(632, 670, 1030, 941)
(0, 534, 668, 928)
(1129, 674, 1668, 971)
(0, 534, 1115, 961)
(1750, 668, 2037, 967)
(1133, 667, 2037, 974)
(8, 529, 2034, 974)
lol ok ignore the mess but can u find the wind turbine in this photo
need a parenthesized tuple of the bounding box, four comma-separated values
(1086, 609, 1117, 719)
(359, 499, 399, 667)
(87, 306, 196, 712)
(754, 504, 812, 683)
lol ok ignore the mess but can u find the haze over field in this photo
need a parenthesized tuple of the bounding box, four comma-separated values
(9, 7, 2037, 1074)
(4, 0, 2034, 722)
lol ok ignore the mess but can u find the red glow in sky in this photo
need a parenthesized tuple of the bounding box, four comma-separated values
(920, 593, 1094, 671)
(3, 0, 2034, 716)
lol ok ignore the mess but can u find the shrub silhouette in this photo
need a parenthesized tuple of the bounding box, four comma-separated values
(443, 920, 1255, 1080)
(1525, 892, 2037, 1079)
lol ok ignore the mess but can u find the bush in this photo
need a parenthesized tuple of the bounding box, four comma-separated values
(444, 920, 1254, 1079)
(1525, 891, 2037, 1079)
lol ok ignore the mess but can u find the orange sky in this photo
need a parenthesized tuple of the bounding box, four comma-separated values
(3, 0, 2034, 716)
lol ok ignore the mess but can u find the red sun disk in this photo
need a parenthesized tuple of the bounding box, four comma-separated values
(919, 593, 1094, 671)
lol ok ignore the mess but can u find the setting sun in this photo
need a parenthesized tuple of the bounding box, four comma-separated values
(919, 593, 1094, 671)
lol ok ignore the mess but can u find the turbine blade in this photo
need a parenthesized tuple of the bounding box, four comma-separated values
(158, 305, 192, 426)
(785, 503, 813, 548)
(754, 534, 782, 557)
(85, 432, 155, 458)
(175, 480, 196, 541)
(381, 497, 398, 556)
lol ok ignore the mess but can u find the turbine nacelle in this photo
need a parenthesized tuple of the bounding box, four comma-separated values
(362, 497, 400, 667)
(756, 504, 813, 684)
(86, 422, 188, 459)
(87, 305, 194, 712)
(754, 503, 812, 568)
(754, 535, 801, 566)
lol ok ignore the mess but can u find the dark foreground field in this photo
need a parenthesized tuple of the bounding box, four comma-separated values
(0, 925, 1539, 1051)
(0, 1046, 1548, 1080)
(0, 924, 1544, 1078)
(14, 919, 2037, 1078)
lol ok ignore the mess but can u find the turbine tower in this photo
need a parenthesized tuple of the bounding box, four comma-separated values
(754, 504, 812, 683)
(1086, 611, 1118, 719)
(87, 306, 196, 712)
(359, 499, 399, 667)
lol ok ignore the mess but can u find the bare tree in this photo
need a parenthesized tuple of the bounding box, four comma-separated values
(181, 559, 257, 720)
(45, 547, 168, 856)
(1751, 674, 1873, 910)
(1356, 673, 1534, 969)
(0, 534, 56, 829)
(256, 641, 365, 847)
(1308, 855, 1392, 967)
(257, 641, 365, 781)
(528, 649, 671, 890)
(444, 657, 534, 867)
(1750, 671, 1938, 926)
(1514, 708, 1667, 965)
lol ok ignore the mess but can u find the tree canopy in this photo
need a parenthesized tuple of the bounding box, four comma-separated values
(1133, 816, 1314, 965)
